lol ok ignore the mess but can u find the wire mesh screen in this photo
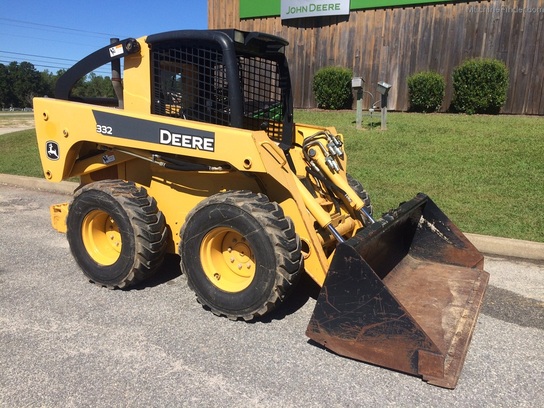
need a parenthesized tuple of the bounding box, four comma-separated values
(151, 45, 230, 126)
(239, 56, 284, 141)
(151, 44, 285, 141)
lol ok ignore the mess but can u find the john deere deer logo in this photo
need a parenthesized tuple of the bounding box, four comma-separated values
(46, 141, 59, 160)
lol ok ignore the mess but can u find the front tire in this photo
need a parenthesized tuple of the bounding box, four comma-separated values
(347, 173, 373, 216)
(66, 180, 168, 288)
(180, 191, 302, 320)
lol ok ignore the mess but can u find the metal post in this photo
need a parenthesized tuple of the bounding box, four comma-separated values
(351, 77, 365, 130)
(356, 88, 363, 130)
(381, 94, 387, 131)
(377, 82, 392, 131)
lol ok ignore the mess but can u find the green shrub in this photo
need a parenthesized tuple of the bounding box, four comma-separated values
(312, 66, 353, 109)
(407, 71, 445, 112)
(451, 58, 509, 114)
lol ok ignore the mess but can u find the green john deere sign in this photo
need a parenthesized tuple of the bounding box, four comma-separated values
(240, 0, 456, 19)
(282, 0, 350, 19)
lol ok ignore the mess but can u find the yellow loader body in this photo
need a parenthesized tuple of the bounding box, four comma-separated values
(33, 29, 488, 388)
(35, 96, 353, 286)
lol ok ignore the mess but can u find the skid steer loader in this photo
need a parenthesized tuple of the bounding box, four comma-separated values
(33, 29, 489, 389)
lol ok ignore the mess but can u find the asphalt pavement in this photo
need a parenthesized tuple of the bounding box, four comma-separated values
(1, 183, 543, 407)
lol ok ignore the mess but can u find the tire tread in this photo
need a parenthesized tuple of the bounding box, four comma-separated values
(181, 190, 302, 320)
(69, 180, 167, 288)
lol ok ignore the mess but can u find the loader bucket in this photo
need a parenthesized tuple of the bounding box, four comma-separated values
(306, 193, 489, 389)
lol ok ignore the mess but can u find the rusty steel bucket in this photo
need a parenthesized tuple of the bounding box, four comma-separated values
(306, 193, 489, 389)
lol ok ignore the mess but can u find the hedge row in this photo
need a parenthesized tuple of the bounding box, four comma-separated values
(408, 58, 509, 114)
(313, 58, 509, 114)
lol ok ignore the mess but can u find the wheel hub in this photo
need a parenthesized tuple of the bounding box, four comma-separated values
(81, 209, 122, 266)
(201, 228, 256, 292)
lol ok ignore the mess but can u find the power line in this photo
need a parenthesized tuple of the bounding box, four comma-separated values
(0, 21, 111, 41)
(0, 31, 112, 51)
(0, 60, 65, 71)
(0, 58, 112, 76)
(0, 18, 125, 77)
(0, 17, 129, 58)
(0, 50, 77, 63)
(0, 18, 128, 39)
(0, 49, 114, 76)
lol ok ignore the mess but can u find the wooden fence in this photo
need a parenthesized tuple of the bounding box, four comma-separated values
(209, 0, 544, 114)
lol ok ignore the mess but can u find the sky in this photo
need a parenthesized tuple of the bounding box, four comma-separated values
(0, 0, 208, 76)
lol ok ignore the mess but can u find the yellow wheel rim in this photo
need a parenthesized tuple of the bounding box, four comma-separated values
(81, 210, 122, 266)
(200, 227, 256, 292)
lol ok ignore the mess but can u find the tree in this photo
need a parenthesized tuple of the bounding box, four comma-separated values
(71, 72, 114, 98)
(40, 70, 57, 97)
(0, 64, 13, 110)
(0, 61, 49, 108)
(0, 62, 116, 108)
(12, 62, 48, 107)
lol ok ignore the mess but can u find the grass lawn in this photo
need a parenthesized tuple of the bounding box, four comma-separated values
(1, 111, 543, 242)
(0, 129, 43, 178)
(295, 111, 544, 242)
(0, 112, 35, 128)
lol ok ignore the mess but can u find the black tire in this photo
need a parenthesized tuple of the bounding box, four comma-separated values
(347, 173, 373, 216)
(180, 190, 302, 321)
(66, 180, 168, 288)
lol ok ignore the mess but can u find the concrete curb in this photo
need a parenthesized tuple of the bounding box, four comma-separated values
(0, 173, 77, 195)
(464, 233, 543, 262)
(2, 173, 543, 261)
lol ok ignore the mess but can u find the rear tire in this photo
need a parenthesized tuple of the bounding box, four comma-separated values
(66, 180, 168, 288)
(180, 190, 302, 320)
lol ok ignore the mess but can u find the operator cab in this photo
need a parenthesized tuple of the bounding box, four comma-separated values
(147, 30, 295, 147)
